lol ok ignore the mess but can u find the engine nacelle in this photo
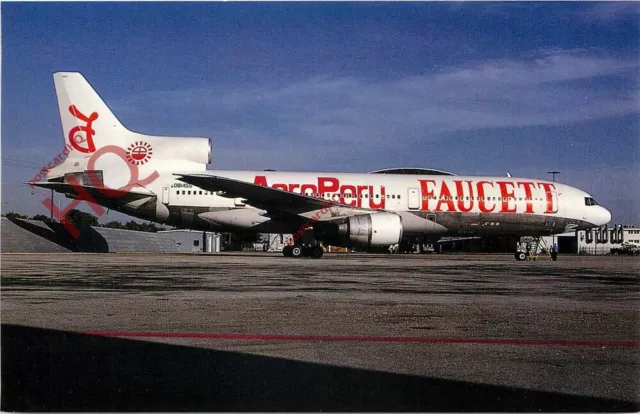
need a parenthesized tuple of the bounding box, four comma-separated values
(321, 213, 403, 247)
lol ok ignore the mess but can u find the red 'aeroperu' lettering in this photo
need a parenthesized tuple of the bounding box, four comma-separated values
(370, 186, 385, 209)
(254, 176, 268, 187)
(253, 175, 386, 209)
(318, 177, 339, 194)
(340, 185, 357, 207)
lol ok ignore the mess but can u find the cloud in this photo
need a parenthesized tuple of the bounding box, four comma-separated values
(107, 50, 638, 175)
(578, 2, 640, 22)
(114, 49, 637, 154)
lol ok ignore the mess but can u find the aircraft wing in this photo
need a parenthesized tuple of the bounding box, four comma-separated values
(31, 181, 155, 206)
(175, 173, 368, 216)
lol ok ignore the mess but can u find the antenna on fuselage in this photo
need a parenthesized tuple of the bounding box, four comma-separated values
(506, 172, 512, 178)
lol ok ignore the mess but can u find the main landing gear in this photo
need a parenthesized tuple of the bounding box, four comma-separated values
(282, 244, 324, 259)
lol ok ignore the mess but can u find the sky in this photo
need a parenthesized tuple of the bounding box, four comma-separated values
(1, 2, 639, 225)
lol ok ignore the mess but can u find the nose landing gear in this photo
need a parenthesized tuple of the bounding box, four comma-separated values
(515, 251, 527, 261)
(515, 236, 552, 261)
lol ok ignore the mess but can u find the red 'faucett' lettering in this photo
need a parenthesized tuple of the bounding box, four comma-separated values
(477, 181, 495, 213)
(418, 179, 436, 211)
(252, 176, 557, 214)
(496, 181, 516, 213)
(517, 181, 536, 213)
(454, 180, 474, 213)
(538, 182, 557, 213)
(435, 182, 455, 212)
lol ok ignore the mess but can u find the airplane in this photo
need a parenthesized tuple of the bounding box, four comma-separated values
(32, 72, 612, 260)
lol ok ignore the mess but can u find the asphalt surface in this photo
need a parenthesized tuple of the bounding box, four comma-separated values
(1, 252, 638, 411)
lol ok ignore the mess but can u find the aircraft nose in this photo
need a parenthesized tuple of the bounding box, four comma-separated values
(591, 206, 612, 226)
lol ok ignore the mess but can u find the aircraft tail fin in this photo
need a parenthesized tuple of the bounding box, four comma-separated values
(53, 72, 128, 155)
(47, 72, 211, 184)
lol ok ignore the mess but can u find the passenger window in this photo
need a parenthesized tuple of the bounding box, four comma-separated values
(182, 191, 185, 195)
(397, 195, 401, 199)
(392, 195, 396, 199)
(176, 191, 179, 195)
(199, 191, 203, 195)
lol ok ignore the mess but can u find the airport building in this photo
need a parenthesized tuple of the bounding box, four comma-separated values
(1, 217, 222, 254)
(544, 225, 640, 255)
(2, 217, 637, 256)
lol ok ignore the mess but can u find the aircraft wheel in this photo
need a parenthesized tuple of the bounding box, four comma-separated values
(311, 246, 324, 259)
(515, 251, 527, 261)
(291, 246, 304, 258)
(282, 245, 293, 257)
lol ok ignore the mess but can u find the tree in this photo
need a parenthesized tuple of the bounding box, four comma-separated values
(121, 220, 161, 232)
(124, 220, 142, 231)
(63, 209, 99, 227)
(103, 221, 124, 229)
(4, 212, 29, 220)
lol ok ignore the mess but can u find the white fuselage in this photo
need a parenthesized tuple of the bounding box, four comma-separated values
(140, 169, 611, 237)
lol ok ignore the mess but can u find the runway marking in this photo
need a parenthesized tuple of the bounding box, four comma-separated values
(85, 332, 640, 347)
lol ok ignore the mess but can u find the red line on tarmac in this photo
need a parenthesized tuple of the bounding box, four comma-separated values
(84, 332, 640, 348)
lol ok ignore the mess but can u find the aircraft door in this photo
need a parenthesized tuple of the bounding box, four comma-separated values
(162, 187, 170, 204)
(408, 188, 420, 210)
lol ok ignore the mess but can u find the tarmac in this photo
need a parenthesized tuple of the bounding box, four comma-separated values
(1, 252, 638, 411)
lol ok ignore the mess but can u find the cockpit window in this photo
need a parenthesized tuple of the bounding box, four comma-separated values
(585, 197, 598, 206)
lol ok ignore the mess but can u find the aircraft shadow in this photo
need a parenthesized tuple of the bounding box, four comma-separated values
(1, 324, 635, 412)
(7, 218, 110, 252)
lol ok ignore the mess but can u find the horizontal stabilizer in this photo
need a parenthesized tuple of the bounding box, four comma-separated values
(31, 181, 155, 205)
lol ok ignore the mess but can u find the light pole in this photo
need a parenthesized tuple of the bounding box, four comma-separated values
(547, 171, 560, 255)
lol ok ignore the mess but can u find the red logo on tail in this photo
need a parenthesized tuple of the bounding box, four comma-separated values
(68, 105, 98, 153)
(126, 141, 153, 165)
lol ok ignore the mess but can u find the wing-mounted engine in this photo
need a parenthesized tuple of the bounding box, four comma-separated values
(316, 212, 403, 247)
